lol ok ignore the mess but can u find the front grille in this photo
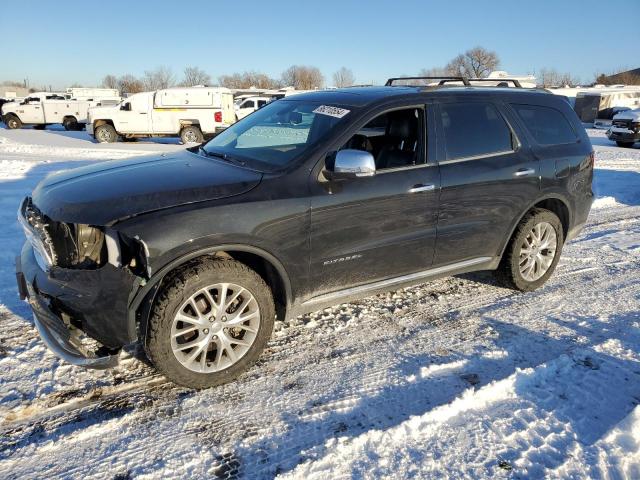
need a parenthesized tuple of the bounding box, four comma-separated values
(612, 120, 632, 129)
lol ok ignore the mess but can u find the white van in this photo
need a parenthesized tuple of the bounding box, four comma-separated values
(2, 91, 121, 130)
(87, 87, 235, 143)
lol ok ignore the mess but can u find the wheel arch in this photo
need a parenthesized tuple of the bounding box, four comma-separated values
(498, 195, 572, 259)
(93, 119, 115, 129)
(129, 243, 293, 340)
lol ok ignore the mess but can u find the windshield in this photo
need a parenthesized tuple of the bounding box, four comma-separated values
(203, 100, 352, 171)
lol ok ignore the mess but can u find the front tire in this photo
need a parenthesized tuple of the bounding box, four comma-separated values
(94, 124, 117, 143)
(180, 125, 204, 144)
(5, 115, 22, 129)
(145, 259, 275, 389)
(495, 208, 564, 291)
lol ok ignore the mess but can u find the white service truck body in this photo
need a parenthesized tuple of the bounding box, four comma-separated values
(1, 90, 121, 130)
(87, 87, 235, 143)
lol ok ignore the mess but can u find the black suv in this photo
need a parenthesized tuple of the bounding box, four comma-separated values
(16, 78, 594, 388)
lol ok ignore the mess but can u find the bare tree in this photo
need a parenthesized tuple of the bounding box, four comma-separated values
(101, 74, 118, 89)
(117, 74, 145, 94)
(142, 66, 175, 90)
(538, 68, 580, 87)
(218, 71, 280, 89)
(418, 67, 448, 77)
(332, 67, 355, 87)
(181, 66, 212, 86)
(281, 65, 324, 90)
(445, 47, 500, 78)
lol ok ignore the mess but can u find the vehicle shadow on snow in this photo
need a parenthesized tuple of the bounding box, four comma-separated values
(225, 306, 640, 478)
(42, 125, 183, 146)
(593, 168, 640, 207)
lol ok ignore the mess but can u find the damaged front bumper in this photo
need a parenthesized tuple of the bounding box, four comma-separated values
(16, 241, 139, 369)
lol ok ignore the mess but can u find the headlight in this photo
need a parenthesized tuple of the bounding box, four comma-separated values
(18, 200, 55, 271)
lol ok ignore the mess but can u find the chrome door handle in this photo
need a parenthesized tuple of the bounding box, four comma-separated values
(513, 168, 535, 177)
(408, 184, 436, 193)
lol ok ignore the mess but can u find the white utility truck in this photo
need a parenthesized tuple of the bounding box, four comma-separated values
(87, 87, 235, 143)
(1, 90, 121, 130)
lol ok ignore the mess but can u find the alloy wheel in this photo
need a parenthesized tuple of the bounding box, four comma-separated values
(519, 221, 557, 282)
(170, 283, 260, 373)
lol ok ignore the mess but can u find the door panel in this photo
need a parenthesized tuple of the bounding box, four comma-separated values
(433, 100, 539, 266)
(19, 103, 44, 123)
(309, 167, 440, 295)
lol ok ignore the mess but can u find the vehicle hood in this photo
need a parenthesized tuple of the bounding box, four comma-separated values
(613, 109, 640, 122)
(31, 149, 263, 225)
(87, 104, 118, 116)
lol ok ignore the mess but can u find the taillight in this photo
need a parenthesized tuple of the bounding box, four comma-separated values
(214, 111, 222, 123)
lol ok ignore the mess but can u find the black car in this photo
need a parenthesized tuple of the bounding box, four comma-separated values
(16, 78, 594, 388)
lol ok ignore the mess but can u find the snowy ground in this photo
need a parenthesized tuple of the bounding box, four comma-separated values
(0, 126, 639, 479)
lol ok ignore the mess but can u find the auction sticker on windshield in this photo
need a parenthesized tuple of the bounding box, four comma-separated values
(313, 105, 350, 118)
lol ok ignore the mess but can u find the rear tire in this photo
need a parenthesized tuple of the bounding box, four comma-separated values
(94, 124, 117, 143)
(5, 115, 22, 129)
(145, 259, 275, 389)
(63, 117, 79, 131)
(616, 141, 635, 148)
(180, 125, 204, 144)
(495, 208, 564, 292)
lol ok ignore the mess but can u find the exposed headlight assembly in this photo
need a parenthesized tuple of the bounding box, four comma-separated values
(18, 201, 56, 271)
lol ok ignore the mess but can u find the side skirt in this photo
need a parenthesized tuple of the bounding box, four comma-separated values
(290, 256, 499, 319)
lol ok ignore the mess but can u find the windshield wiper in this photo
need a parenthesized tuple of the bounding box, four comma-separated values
(199, 147, 246, 167)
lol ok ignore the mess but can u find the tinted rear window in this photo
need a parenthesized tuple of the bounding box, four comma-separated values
(511, 104, 577, 145)
(440, 102, 513, 160)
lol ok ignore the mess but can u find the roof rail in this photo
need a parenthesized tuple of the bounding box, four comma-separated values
(385, 76, 471, 87)
(468, 78, 523, 88)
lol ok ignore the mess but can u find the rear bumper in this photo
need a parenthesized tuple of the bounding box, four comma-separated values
(16, 243, 129, 369)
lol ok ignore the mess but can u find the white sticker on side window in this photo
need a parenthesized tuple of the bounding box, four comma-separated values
(313, 105, 350, 118)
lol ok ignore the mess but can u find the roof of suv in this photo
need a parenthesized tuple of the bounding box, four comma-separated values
(285, 86, 552, 108)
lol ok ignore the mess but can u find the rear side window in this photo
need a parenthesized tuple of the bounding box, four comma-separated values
(511, 104, 577, 145)
(440, 102, 513, 160)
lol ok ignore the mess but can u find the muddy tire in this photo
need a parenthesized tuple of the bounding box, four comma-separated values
(94, 123, 117, 143)
(495, 208, 564, 292)
(5, 115, 22, 129)
(63, 117, 79, 131)
(145, 258, 275, 389)
(180, 125, 204, 144)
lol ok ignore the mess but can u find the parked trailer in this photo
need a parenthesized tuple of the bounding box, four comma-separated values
(573, 86, 640, 128)
(87, 87, 235, 143)
(1, 90, 121, 130)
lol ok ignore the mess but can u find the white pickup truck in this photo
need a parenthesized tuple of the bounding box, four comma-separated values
(606, 109, 640, 147)
(87, 87, 235, 144)
(1, 90, 121, 130)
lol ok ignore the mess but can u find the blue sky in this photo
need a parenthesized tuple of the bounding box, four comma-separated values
(2, 0, 638, 88)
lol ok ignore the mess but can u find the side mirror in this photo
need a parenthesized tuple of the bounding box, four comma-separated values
(328, 149, 376, 180)
(120, 103, 131, 111)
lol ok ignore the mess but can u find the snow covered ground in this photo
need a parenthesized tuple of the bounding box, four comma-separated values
(0, 126, 639, 479)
